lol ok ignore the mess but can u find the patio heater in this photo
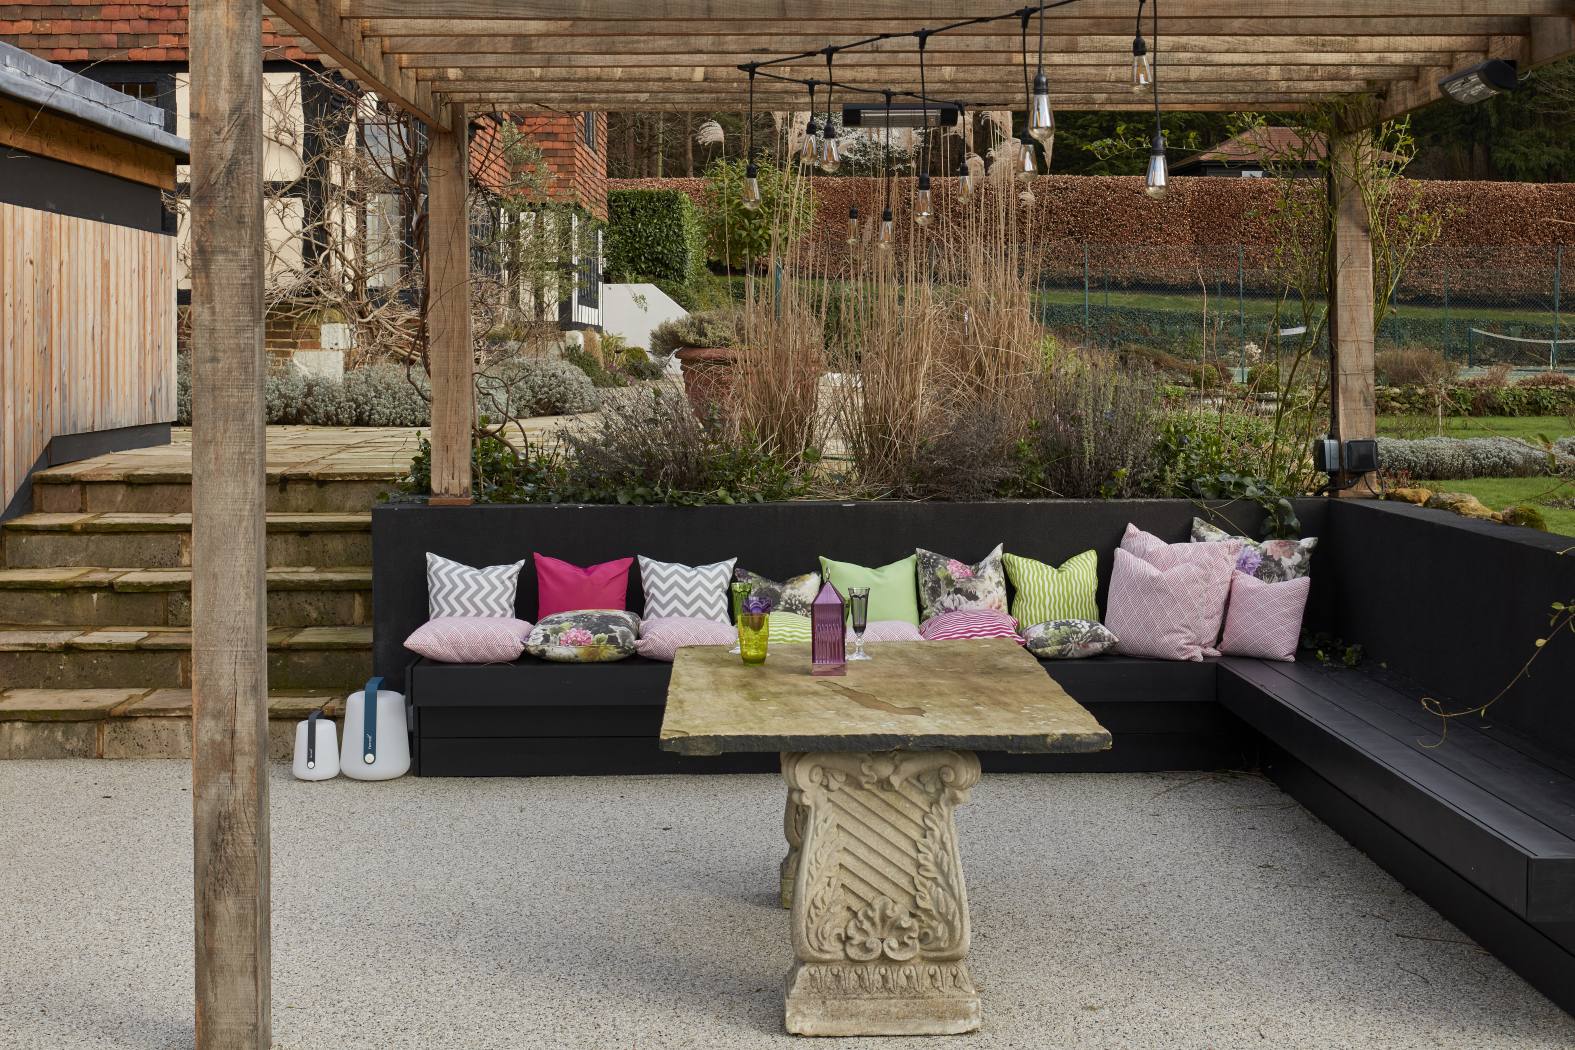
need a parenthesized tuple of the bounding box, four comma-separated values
(1438, 59, 1521, 104)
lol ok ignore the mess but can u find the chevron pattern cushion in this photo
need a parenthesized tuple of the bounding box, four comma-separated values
(1003, 550, 1099, 626)
(918, 610, 1022, 643)
(1105, 548, 1234, 662)
(404, 617, 532, 663)
(635, 616, 737, 661)
(535, 553, 633, 619)
(1218, 571, 1311, 662)
(638, 556, 737, 621)
(426, 553, 525, 618)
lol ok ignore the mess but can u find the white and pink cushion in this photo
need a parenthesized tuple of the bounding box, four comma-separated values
(1105, 549, 1233, 662)
(857, 621, 925, 643)
(1121, 522, 1243, 572)
(1218, 572, 1311, 662)
(404, 617, 532, 663)
(919, 610, 1023, 643)
(636, 616, 737, 661)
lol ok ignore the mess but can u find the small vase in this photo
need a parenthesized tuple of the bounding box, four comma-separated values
(738, 612, 769, 665)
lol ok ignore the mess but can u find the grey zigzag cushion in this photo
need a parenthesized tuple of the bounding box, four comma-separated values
(426, 553, 524, 618)
(638, 555, 736, 622)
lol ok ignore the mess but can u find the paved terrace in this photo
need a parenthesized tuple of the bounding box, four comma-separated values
(2, 762, 1571, 1050)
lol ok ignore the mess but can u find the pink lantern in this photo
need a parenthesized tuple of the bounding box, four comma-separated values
(811, 581, 846, 676)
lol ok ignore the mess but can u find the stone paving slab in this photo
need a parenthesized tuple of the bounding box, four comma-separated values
(0, 566, 373, 592)
(0, 630, 81, 651)
(0, 688, 143, 721)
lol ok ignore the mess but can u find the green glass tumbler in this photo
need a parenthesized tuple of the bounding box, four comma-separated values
(737, 612, 769, 665)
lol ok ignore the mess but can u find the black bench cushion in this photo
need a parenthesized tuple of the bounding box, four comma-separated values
(1220, 658, 1575, 924)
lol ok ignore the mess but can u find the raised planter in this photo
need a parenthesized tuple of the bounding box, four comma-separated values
(674, 346, 738, 419)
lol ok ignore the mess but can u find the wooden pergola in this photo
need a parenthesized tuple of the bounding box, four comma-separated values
(186, 2, 1575, 1046)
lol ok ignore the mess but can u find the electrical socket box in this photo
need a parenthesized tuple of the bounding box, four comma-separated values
(1344, 439, 1380, 474)
(1312, 438, 1340, 474)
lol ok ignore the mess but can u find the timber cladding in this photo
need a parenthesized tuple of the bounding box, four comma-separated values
(0, 201, 178, 513)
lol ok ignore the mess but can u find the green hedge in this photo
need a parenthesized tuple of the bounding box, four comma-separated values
(606, 189, 705, 306)
(1378, 382, 1575, 417)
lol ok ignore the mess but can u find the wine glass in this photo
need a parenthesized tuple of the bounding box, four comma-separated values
(728, 580, 751, 654)
(847, 587, 871, 661)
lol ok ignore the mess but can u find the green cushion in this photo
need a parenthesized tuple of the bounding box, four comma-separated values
(1003, 550, 1099, 627)
(767, 611, 813, 644)
(818, 554, 921, 626)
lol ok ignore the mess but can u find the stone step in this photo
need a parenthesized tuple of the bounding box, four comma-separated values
(0, 687, 348, 761)
(31, 473, 397, 514)
(0, 626, 372, 692)
(0, 566, 372, 628)
(2, 512, 372, 569)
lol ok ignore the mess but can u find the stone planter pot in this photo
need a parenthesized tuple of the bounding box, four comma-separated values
(675, 346, 738, 421)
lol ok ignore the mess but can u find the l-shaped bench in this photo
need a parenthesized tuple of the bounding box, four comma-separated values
(374, 497, 1575, 1013)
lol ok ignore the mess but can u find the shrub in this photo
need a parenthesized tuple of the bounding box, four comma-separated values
(1374, 436, 1574, 479)
(475, 357, 601, 419)
(1154, 410, 1280, 491)
(562, 345, 628, 389)
(341, 364, 431, 426)
(605, 189, 706, 297)
(649, 309, 743, 359)
(700, 158, 814, 271)
(1375, 347, 1457, 388)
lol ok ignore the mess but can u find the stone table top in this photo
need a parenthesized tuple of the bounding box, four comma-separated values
(660, 639, 1113, 756)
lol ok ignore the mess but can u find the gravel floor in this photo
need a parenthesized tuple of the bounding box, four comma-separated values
(1, 761, 1571, 1050)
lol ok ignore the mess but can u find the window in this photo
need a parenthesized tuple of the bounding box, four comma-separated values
(580, 112, 597, 152)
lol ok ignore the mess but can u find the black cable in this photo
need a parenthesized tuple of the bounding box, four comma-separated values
(1020, 10, 1031, 114)
(1151, 0, 1161, 130)
(884, 89, 893, 215)
(918, 30, 929, 177)
(824, 49, 836, 134)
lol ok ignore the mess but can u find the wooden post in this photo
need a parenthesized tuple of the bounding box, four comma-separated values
(428, 102, 473, 504)
(1327, 127, 1376, 496)
(188, 0, 270, 1047)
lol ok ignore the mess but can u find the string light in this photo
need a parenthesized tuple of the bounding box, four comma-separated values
(742, 65, 761, 210)
(819, 49, 843, 173)
(800, 80, 820, 164)
(1144, 0, 1169, 200)
(914, 31, 933, 227)
(1131, 0, 1152, 93)
(1028, 3, 1055, 157)
(879, 90, 895, 249)
(1017, 12, 1038, 183)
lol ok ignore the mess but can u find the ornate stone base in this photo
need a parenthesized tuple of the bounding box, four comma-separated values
(780, 750, 983, 1036)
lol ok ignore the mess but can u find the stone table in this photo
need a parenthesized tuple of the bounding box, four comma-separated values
(661, 638, 1112, 1036)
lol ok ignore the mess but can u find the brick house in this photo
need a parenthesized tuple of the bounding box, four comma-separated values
(0, 3, 608, 349)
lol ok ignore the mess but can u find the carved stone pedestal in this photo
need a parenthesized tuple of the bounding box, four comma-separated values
(780, 750, 982, 1036)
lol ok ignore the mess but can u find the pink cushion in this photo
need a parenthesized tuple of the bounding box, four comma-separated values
(919, 610, 1023, 643)
(1105, 548, 1233, 662)
(1121, 522, 1242, 572)
(636, 617, 737, 662)
(856, 621, 925, 643)
(534, 553, 633, 620)
(1218, 572, 1311, 662)
(404, 617, 532, 663)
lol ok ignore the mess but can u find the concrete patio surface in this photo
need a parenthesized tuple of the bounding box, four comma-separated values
(1, 762, 1571, 1050)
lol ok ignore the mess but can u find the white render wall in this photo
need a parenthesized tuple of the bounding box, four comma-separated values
(601, 283, 687, 357)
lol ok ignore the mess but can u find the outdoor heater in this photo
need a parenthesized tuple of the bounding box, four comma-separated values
(1438, 59, 1520, 104)
(842, 101, 960, 128)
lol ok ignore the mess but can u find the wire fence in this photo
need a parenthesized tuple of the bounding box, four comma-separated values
(1039, 244, 1574, 372)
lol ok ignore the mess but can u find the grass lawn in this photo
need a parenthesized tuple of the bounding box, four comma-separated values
(1431, 477, 1575, 538)
(1378, 414, 1575, 442)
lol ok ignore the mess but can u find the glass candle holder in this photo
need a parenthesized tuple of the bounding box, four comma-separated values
(847, 587, 871, 661)
(737, 612, 769, 665)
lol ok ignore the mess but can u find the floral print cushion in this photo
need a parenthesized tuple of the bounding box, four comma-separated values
(914, 543, 1008, 622)
(1023, 620, 1119, 660)
(737, 570, 821, 617)
(525, 610, 640, 663)
(1190, 518, 1317, 583)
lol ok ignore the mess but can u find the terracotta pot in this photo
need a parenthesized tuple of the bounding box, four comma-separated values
(675, 346, 739, 421)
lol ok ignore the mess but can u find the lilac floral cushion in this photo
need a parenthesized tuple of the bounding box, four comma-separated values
(1023, 620, 1119, 660)
(1191, 517, 1317, 583)
(525, 610, 639, 663)
(914, 543, 1008, 621)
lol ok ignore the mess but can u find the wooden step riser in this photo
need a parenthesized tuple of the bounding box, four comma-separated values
(0, 588, 370, 628)
(2, 530, 371, 569)
(0, 648, 371, 691)
(34, 480, 394, 514)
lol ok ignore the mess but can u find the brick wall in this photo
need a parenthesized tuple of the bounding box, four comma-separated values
(517, 112, 608, 219)
(0, 2, 311, 62)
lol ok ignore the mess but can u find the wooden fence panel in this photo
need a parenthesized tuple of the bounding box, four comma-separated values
(0, 202, 177, 512)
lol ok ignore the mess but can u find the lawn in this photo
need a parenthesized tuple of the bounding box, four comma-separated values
(1431, 477, 1575, 538)
(1378, 415, 1575, 442)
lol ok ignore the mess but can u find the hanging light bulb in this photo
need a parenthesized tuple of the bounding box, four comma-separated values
(914, 173, 934, 226)
(801, 117, 820, 163)
(742, 161, 762, 210)
(1132, 39, 1152, 92)
(1017, 133, 1038, 180)
(1145, 132, 1169, 199)
(845, 205, 860, 247)
(957, 171, 974, 201)
(1029, 71, 1055, 155)
(878, 207, 894, 249)
(959, 151, 983, 200)
(818, 127, 842, 173)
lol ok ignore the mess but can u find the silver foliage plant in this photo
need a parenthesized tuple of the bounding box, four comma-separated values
(1377, 436, 1575, 480)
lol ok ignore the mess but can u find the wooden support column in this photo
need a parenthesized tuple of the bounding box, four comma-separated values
(427, 102, 473, 504)
(188, 0, 270, 1047)
(1327, 127, 1376, 497)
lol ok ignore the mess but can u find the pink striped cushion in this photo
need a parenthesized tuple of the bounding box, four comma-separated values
(1218, 572, 1311, 662)
(1105, 548, 1233, 662)
(919, 610, 1024, 643)
(857, 621, 925, 643)
(635, 616, 737, 661)
(404, 617, 532, 663)
(1121, 522, 1242, 572)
